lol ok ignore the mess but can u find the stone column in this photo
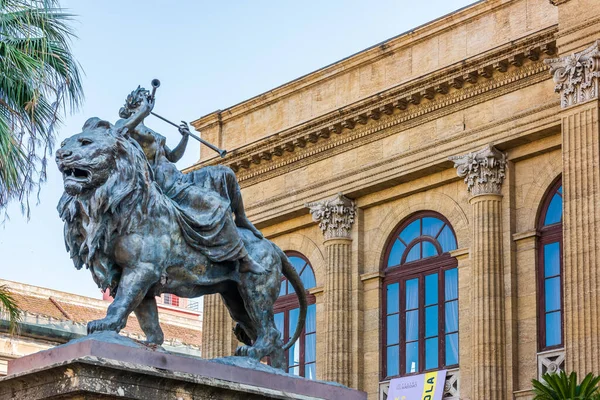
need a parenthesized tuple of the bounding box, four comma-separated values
(307, 193, 356, 386)
(201, 294, 237, 358)
(451, 145, 507, 400)
(546, 42, 600, 374)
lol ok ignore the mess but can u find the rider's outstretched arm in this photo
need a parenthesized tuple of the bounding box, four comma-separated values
(165, 129, 189, 163)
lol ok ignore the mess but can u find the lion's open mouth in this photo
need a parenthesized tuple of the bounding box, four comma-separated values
(63, 167, 90, 181)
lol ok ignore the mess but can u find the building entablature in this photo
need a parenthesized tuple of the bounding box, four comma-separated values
(185, 28, 558, 191)
(191, 0, 554, 132)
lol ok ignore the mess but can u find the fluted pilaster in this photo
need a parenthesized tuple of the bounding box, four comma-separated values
(323, 238, 352, 385)
(307, 193, 356, 386)
(201, 294, 237, 358)
(451, 145, 507, 400)
(470, 195, 507, 399)
(561, 103, 600, 373)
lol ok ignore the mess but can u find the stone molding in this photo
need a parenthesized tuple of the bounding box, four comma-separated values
(191, 1, 535, 130)
(512, 229, 539, 242)
(185, 29, 557, 183)
(450, 145, 507, 196)
(545, 41, 600, 108)
(549, 0, 570, 5)
(239, 70, 552, 195)
(307, 286, 324, 295)
(449, 247, 470, 260)
(306, 193, 356, 240)
(244, 101, 557, 220)
(359, 271, 385, 282)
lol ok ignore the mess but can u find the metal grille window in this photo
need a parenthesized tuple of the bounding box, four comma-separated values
(383, 212, 459, 379)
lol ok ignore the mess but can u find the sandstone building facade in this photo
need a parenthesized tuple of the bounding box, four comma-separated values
(191, 0, 600, 398)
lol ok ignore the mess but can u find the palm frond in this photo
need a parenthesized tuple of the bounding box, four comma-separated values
(0, 0, 83, 215)
(533, 371, 600, 400)
(0, 285, 21, 334)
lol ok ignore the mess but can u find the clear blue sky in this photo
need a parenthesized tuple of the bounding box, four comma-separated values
(0, 0, 475, 298)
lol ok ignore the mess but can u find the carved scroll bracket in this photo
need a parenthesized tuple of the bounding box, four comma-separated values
(306, 193, 356, 241)
(450, 145, 507, 196)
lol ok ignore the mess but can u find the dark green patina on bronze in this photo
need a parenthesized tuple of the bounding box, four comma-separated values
(55, 84, 306, 369)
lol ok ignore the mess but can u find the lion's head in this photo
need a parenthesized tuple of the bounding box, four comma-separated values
(56, 118, 118, 196)
(56, 117, 156, 292)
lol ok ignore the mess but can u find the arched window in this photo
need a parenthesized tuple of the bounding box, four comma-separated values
(382, 212, 459, 379)
(274, 252, 317, 379)
(538, 178, 563, 351)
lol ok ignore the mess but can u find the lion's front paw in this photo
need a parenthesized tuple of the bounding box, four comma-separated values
(235, 344, 259, 359)
(87, 316, 124, 334)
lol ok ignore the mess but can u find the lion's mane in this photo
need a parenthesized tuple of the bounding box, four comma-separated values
(57, 118, 164, 293)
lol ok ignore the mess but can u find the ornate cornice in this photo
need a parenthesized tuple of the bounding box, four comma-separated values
(184, 29, 557, 185)
(191, 1, 517, 130)
(306, 193, 356, 241)
(244, 101, 557, 216)
(450, 145, 507, 196)
(545, 41, 600, 108)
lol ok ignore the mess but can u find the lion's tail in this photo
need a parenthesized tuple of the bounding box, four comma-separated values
(274, 245, 307, 352)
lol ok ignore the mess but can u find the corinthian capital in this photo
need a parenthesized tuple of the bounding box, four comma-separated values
(450, 145, 507, 196)
(306, 193, 356, 240)
(545, 41, 600, 108)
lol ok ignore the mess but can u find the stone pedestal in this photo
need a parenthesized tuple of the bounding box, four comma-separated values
(0, 333, 366, 400)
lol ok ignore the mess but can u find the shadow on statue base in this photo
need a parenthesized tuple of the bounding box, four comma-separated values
(0, 332, 366, 400)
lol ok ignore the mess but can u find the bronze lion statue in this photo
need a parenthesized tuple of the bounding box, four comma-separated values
(56, 117, 306, 368)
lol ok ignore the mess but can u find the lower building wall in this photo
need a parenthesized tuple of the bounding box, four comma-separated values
(201, 140, 573, 400)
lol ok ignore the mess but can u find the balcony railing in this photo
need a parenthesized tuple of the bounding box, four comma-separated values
(538, 348, 565, 380)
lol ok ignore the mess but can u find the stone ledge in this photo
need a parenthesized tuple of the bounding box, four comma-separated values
(512, 229, 539, 242)
(0, 333, 366, 400)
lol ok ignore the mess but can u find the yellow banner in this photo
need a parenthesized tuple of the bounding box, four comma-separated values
(420, 371, 439, 399)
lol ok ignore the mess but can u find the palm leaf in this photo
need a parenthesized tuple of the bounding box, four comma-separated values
(0, 285, 21, 334)
(0, 0, 83, 215)
(533, 371, 600, 400)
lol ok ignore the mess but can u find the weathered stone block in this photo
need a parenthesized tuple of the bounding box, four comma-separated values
(0, 334, 366, 400)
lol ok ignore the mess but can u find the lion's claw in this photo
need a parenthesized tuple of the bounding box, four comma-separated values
(235, 345, 258, 358)
(87, 317, 123, 334)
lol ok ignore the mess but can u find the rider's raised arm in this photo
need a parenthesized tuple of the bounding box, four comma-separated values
(121, 99, 153, 134)
(164, 123, 190, 163)
(117, 87, 154, 135)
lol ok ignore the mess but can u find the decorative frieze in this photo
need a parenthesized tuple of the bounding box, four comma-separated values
(189, 31, 557, 179)
(306, 193, 356, 240)
(545, 41, 600, 108)
(449, 145, 507, 196)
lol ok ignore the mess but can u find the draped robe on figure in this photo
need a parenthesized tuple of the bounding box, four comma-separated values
(146, 135, 247, 263)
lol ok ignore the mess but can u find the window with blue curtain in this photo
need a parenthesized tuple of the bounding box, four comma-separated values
(274, 252, 317, 379)
(538, 179, 563, 351)
(383, 212, 459, 379)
